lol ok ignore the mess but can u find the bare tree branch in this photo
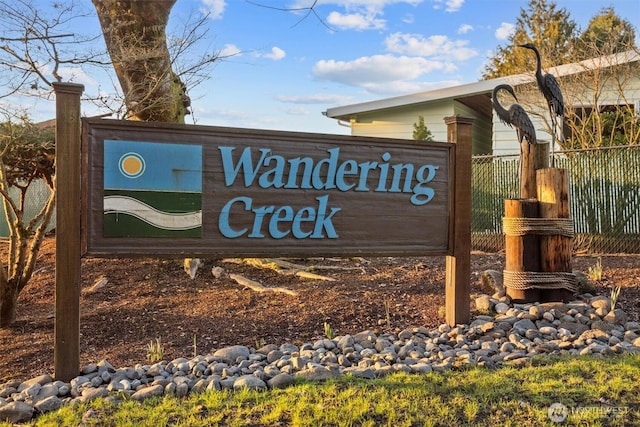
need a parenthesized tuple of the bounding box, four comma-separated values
(246, 0, 335, 31)
(1, 0, 109, 99)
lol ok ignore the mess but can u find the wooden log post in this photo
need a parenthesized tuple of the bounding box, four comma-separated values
(537, 168, 574, 302)
(534, 142, 550, 171)
(520, 142, 549, 199)
(54, 82, 84, 382)
(444, 116, 473, 326)
(504, 199, 541, 303)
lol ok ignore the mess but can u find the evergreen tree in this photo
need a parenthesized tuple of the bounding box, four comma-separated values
(577, 7, 636, 58)
(412, 115, 434, 141)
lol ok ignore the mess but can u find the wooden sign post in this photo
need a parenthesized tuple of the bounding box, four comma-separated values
(445, 116, 473, 326)
(53, 82, 84, 382)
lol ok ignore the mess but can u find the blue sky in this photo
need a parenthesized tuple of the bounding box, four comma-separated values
(16, 0, 640, 135)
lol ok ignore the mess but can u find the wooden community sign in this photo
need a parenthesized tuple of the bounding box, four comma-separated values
(53, 83, 473, 380)
(83, 119, 454, 257)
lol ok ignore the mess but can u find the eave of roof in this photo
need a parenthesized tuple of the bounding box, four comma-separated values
(324, 50, 640, 121)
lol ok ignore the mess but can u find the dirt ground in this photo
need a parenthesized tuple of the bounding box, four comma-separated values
(1, 235, 640, 382)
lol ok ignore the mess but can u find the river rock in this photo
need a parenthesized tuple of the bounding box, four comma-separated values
(80, 387, 109, 403)
(213, 346, 250, 363)
(475, 295, 493, 312)
(494, 302, 510, 314)
(0, 401, 33, 423)
(234, 375, 267, 391)
(8, 290, 640, 423)
(590, 296, 611, 312)
(34, 396, 62, 413)
(295, 366, 341, 381)
(480, 270, 504, 297)
(21, 375, 52, 391)
(131, 385, 164, 401)
(267, 374, 294, 389)
(604, 308, 627, 325)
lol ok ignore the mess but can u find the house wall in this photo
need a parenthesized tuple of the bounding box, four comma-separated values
(348, 99, 496, 155)
(492, 114, 547, 156)
(453, 100, 492, 155)
(349, 99, 453, 141)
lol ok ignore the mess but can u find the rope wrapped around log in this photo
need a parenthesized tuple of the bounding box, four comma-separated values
(503, 270, 578, 292)
(502, 217, 574, 237)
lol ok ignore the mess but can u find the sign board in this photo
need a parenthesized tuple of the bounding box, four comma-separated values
(83, 119, 454, 257)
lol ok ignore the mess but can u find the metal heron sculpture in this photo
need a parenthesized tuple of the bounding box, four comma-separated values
(493, 83, 538, 197)
(519, 43, 565, 164)
(492, 83, 537, 145)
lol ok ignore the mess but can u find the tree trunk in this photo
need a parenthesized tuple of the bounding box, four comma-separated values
(92, 0, 189, 123)
(0, 279, 18, 327)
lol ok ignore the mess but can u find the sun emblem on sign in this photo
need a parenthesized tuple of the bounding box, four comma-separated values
(118, 152, 146, 178)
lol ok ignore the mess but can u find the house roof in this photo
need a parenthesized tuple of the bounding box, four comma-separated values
(324, 50, 640, 122)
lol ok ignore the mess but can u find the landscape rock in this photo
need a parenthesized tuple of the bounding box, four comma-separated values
(213, 345, 250, 363)
(5, 292, 640, 424)
(267, 374, 295, 389)
(131, 385, 164, 401)
(0, 401, 33, 423)
(80, 387, 109, 403)
(494, 302, 510, 314)
(480, 270, 504, 297)
(475, 295, 493, 312)
(604, 308, 627, 325)
(233, 375, 267, 391)
(590, 296, 611, 312)
(17, 374, 52, 392)
(34, 396, 62, 413)
(295, 366, 341, 381)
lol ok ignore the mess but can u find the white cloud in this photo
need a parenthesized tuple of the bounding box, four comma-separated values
(261, 47, 286, 61)
(430, 0, 464, 12)
(283, 106, 310, 116)
(458, 24, 473, 34)
(402, 14, 415, 24)
(36, 63, 97, 88)
(276, 94, 355, 105)
(219, 44, 242, 58)
(365, 79, 462, 95)
(326, 11, 385, 30)
(291, 0, 423, 8)
(313, 54, 448, 86)
(495, 22, 515, 40)
(384, 32, 477, 61)
(289, 0, 423, 31)
(194, 106, 279, 128)
(444, 0, 463, 12)
(59, 68, 98, 87)
(200, 0, 226, 20)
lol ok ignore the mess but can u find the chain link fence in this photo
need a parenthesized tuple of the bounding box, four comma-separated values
(0, 180, 54, 237)
(472, 145, 640, 254)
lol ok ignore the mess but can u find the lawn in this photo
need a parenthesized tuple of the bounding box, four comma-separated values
(11, 354, 640, 427)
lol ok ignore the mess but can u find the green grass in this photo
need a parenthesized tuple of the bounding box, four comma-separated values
(8, 354, 640, 426)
